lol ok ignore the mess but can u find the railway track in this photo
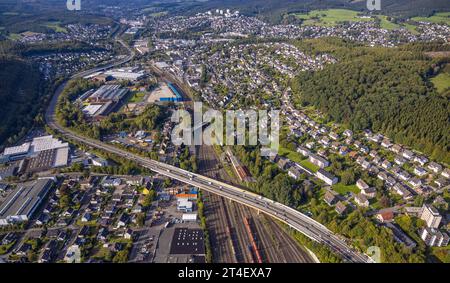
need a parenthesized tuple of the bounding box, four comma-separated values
(203, 192, 235, 263)
(198, 145, 316, 263)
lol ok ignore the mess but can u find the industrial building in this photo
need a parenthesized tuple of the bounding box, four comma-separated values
(82, 101, 115, 118)
(182, 213, 198, 222)
(81, 84, 128, 118)
(177, 198, 193, 212)
(0, 179, 54, 226)
(104, 67, 146, 81)
(85, 84, 128, 103)
(25, 147, 69, 173)
(1, 136, 69, 166)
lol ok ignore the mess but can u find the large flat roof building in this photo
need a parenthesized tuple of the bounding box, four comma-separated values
(30, 135, 68, 154)
(0, 179, 53, 226)
(104, 67, 146, 81)
(25, 147, 69, 173)
(86, 84, 128, 103)
(3, 143, 31, 160)
(2, 135, 68, 161)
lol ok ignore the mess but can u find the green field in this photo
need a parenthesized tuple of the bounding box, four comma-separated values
(150, 11, 168, 18)
(332, 183, 360, 195)
(127, 91, 146, 103)
(299, 159, 320, 173)
(278, 146, 304, 164)
(431, 72, 450, 93)
(42, 21, 67, 33)
(293, 9, 426, 31)
(403, 22, 419, 34)
(7, 33, 22, 40)
(294, 9, 374, 26)
(378, 16, 401, 30)
(412, 12, 450, 26)
(432, 244, 450, 263)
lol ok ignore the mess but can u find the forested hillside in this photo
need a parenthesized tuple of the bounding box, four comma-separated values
(0, 57, 45, 147)
(172, 0, 450, 23)
(291, 39, 450, 164)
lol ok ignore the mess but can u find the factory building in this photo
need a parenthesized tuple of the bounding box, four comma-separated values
(81, 84, 128, 118)
(0, 179, 54, 226)
(104, 67, 146, 81)
(85, 84, 128, 103)
(2, 136, 69, 161)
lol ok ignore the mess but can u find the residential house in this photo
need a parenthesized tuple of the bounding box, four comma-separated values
(309, 154, 329, 168)
(343, 129, 353, 137)
(277, 157, 292, 170)
(414, 167, 427, 177)
(381, 160, 392, 169)
(323, 190, 338, 206)
(377, 211, 394, 223)
(316, 169, 338, 185)
(339, 146, 348, 156)
(335, 201, 348, 215)
(420, 228, 449, 247)
(356, 179, 369, 190)
(408, 178, 422, 188)
(428, 162, 442, 174)
(435, 178, 449, 188)
(391, 144, 402, 154)
(297, 146, 310, 157)
(361, 187, 377, 199)
(402, 150, 414, 160)
(354, 194, 369, 207)
(81, 213, 92, 222)
(288, 167, 302, 180)
(441, 168, 450, 179)
(392, 183, 413, 200)
(394, 156, 406, 166)
(381, 139, 392, 148)
(414, 156, 428, 166)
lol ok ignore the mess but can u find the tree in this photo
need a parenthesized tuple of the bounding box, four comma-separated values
(142, 190, 156, 208)
(112, 250, 129, 263)
(163, 178, 172, 188)
(341, 170, 356, 185)
(380, 195, 391, 208)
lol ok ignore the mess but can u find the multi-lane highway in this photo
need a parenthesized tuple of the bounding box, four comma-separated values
(44, 38, 371, 263)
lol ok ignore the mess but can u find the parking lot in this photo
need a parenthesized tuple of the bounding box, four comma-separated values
(128, 198, 203, 263)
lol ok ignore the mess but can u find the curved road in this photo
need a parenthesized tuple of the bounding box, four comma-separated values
(44, 38, 371, 264)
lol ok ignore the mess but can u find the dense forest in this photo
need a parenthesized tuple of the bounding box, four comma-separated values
(0, 57, 46, 148)
(291, 39, 450, 164)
